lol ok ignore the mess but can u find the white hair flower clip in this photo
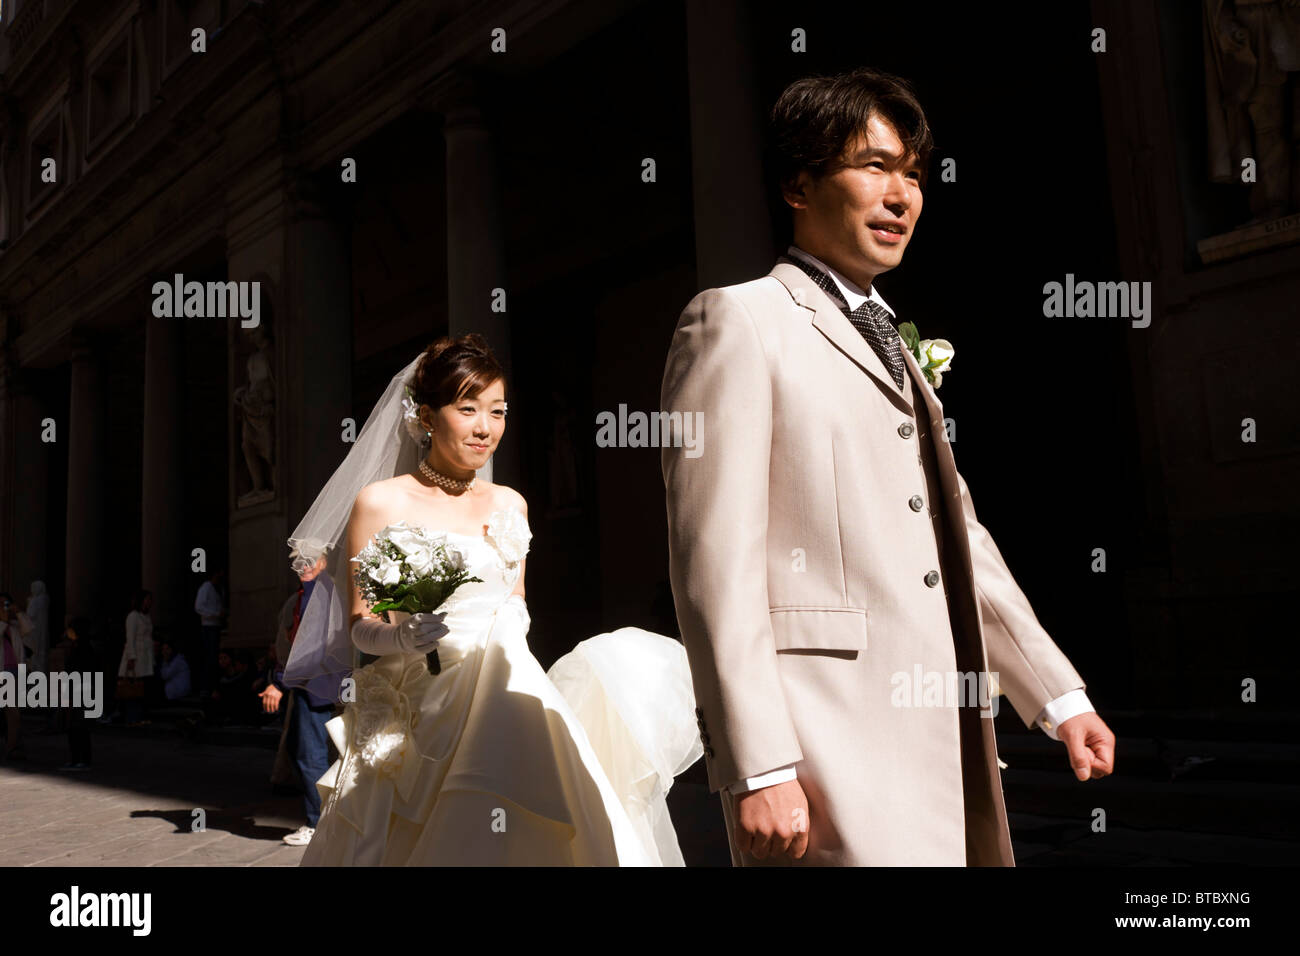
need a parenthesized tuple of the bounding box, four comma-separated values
(402, 385, 431, 446)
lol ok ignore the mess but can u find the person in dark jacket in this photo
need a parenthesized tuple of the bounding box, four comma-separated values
(57, 617, 99, 770)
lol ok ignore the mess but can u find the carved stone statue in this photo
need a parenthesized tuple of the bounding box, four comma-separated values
(1204, 0, 1300, 221)
(234, 322, 276, 506)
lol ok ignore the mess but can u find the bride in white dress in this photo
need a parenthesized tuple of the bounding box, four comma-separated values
(283, 334, 701, 865)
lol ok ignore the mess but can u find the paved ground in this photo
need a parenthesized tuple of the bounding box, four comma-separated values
(0, 713, 309, 867)
(2, 708, 1295, 866)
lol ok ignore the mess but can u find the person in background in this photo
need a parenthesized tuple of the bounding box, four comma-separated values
(25, 581, 49, 675)
(250, 643, 282, 729)
(28, 581, 59, 731)
(208, 650, 236, 723)
(209, 650, 256, 725)
(268, 553, 337, 847)
(118, 589, 155, 727)
(158, 639, 192, 700)
(0, 592, 35, 761)
(57, 617, 97, 771)
(46, 622, 70, 735)
(230, 650, 258, 724)
(194, 570, 226, 696)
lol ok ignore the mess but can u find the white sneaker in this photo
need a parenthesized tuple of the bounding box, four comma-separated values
(282, 825, 315, 846)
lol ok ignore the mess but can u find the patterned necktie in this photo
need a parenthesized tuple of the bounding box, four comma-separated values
(779, 254, 906, 390)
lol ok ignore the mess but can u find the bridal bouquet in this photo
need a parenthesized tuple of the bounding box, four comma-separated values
(352, 521, 482, 670)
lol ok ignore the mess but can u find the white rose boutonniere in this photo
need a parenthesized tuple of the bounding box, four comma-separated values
(897, 322, 954, 388)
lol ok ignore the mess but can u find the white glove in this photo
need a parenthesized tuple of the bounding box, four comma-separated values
(500, 594, 530, 632)
(351, 611, 449, 655)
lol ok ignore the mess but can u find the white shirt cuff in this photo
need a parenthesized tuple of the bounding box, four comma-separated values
(727, 764, 797, 794)
(1035, 689, 1094, 741)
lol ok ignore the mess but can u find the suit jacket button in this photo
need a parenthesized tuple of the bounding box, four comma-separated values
(909, 494, 924, 512)
(924, 570, 940, 587)
(898, 422, 915, 438)
(700, 732, 711, 744)
(703, 745, 715, 758)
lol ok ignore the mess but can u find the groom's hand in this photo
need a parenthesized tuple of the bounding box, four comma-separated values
(734, 779, 809, 860)
(1058, 712, 1116, 781)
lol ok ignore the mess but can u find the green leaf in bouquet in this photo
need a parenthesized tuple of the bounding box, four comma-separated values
(406, 577, 452, 613)
(405, 573, 484, 613)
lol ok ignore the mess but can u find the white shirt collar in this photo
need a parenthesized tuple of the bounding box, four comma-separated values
(785, 245, 895, 318)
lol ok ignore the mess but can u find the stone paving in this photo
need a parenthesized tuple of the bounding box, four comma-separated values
(2, 708, 1295, 866)
(1, 714, 309, 867)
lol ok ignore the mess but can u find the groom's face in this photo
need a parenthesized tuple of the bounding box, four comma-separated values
(785, 113, 924, 289)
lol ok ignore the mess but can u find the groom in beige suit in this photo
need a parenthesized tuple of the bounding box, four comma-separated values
(660, 68, 1115, 866)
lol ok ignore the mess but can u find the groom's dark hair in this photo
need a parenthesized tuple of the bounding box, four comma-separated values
(764, 67, 933, 247)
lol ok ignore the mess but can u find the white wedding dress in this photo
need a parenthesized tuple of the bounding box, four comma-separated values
(300, 505, 702, 866)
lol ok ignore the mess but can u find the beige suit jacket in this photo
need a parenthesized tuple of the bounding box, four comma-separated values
(660, 259, 1086, 865)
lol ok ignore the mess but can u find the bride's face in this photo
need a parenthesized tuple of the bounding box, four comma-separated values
(422, 377, 507, 473)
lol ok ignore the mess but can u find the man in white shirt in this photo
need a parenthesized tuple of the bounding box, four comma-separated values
(194, 570, 226, 697)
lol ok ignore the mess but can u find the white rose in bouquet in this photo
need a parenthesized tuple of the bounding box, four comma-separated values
(385, 521, 428, 557)
(371, 553, 402, 587)
(351, 523, 484, 673)
(353, 525, 483, 613)
(405, 544, 437, 576)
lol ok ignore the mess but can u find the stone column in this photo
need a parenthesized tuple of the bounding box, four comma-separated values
(441, 80, 516, 487)
(140, 312, 187, 634)
(282, 177, 354, 531)
(0, 354, 51, 614)
(685, 0, 773, 288)
(224, 169, 354, 648)
(65, 333, 109, 620)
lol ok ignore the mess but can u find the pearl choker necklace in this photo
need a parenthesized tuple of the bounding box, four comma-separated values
(419, 458, 475, 492)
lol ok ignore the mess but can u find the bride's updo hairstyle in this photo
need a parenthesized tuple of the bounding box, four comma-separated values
(410, 333, 507, 413)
